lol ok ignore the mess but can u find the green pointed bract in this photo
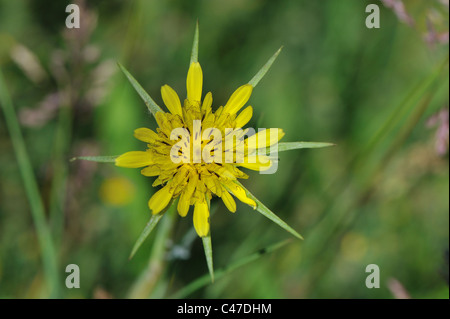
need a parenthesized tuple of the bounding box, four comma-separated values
(70, 155, 119, 163)
(129, 200, 175, 259)
(190, 21, 199, 65)
(129, 213, 164, 260)
(277, 141, 335, 152)
(202, 196, 214, 282)
(202, 235, 214, 283)
(253, 141, 335, 157)
(117, 62, 163, 116)
(234, 180, 303, 240)
(248, 46, 283, 87)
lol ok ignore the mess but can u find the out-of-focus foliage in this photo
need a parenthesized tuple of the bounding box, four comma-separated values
(0, 0, 448, 298)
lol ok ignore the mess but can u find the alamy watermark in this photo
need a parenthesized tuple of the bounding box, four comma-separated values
(65, 4, 80, 29)
(169, 122, 279, 174)
(365, 4, 380, 29)
(65, 264, 80, 289)
(365, 264, 380, 289)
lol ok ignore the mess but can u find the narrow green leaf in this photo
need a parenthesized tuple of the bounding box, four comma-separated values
(170, 239, 292, 298)
(202, 235, 214, 283)
(70, 155, 119, 163)
(235, 180, 303, 240)
(190, 21, 199, 65)
(117, 62, 163, 116)
(248, 46, 283, 87)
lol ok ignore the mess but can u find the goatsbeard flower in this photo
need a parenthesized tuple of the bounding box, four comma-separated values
(115, 59, 284, 237)
(75, 23, 332, 279)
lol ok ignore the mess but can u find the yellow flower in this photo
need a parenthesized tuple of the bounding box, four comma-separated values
(73, 23, 331, 281)
(115, 60, 284, 237)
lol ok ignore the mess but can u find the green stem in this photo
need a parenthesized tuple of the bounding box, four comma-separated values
(0, 69, 60, 297)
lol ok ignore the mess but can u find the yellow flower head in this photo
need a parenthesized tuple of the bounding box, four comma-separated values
(115, 59, 284, 237)
(73, 23, 331, 280)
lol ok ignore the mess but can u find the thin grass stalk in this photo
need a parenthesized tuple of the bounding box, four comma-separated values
(301, 63, 447, 294)
(0, 69, 60, 297)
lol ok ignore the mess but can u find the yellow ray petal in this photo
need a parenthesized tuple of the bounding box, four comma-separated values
(134, 128, 160, 144)
(177, 171, 198, 217)
(140, 165, 162, 177)
(155, 111, 171, 134)
(246, 128, 285, 151)
(238, 155, 272, 172)
(177, 190, 191, 217)
(215, 106, 223, 117)
(202, 175, 218, 195)
(115, 151, 153, 168)
(221, 190, 236, 213)
(161, 85, 182, 116)
(235, 106, 253, 128)
(193, 200, 210, 237)
(223, 84, 253, 115)
(172, 166, 189, 187)
(186, 62, 203, 102)
(148, 185, 173, 215)
(201, 92, 213, 114)
(223, 181, 256, 209)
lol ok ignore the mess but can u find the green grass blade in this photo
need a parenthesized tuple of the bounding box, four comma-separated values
(117, 62, 163, 116)
(354, 56, 449, 169)
(70, 155, 119, 163)
(296, 64, 448, 293)
(0, 69, 60, 297)
(170, 239, 292, 298)
(190, 21, 199, 65)
(202, 234, 214, 283)
(234, 180, 303, 240)
(248, 46, 283, 87)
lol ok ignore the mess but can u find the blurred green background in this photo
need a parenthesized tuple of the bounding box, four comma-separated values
(0, 0, 448, 299)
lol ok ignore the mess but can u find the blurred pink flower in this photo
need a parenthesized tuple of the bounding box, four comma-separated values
(381, 0, 415, 26)
(427, 107, 449, 156)
(19, 92, 63, 128)
(387, 278, 411, 299)
(382, 0, 449, 48)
